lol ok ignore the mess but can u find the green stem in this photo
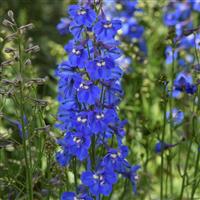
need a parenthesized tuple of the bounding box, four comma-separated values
(179, 140, 192, 200)
(18, 34, 33, 200)
(168, 44, 176, 196)
(190, 148, 200, 199)
(190, 32, 200, 199)
(161, 88, 167, 200)
(73, 157, 78, 191)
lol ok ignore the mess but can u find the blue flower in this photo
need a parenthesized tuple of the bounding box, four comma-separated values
(94, 19, 122, 40)
(122, 18, 144, 39)
(63, 130, 91, 161)
(103, 146, 129, 172)
(75, 80, 101, 105)
(71, 111, 90, 131)
(64, 41, 88, 68)
(61, 192, 93, 200)
(155, 141, 176, 154)
(86, 57, 116, 80)
(191, 1, 200, 12)
(69, 21, 84, 40)
(173, 72, 197, 96)
(166, 108, 184, 126)
(56, 151, 71, 167)
(81, 168, 117, 196)
(163, 9, 180, 26)
(56, 18, 70, 35)
(122, 165, 141, 193)
(89, 108, 118, 134)
(68, 5, 96, 27)
(165, 46, 178, 65)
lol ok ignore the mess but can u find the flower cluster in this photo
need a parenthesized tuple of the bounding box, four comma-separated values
(103, 0, 147, 71)
(156, 0, 200, 152)
(164, 0, 200, 79)
(163, 0, 200, 125)
(56, 1, 140, 199)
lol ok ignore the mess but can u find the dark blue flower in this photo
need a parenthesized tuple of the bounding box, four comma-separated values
(68, 5, 96, 27)
(75, 80, 101, 105)
(64, 41, 88, 68)
(121, 165, 141, 193)
(56, 151, 71, 167)
(173, 72, 197, 96)
(81, 167, 117, 196)
(86, 57, 115, 80)
(89, 108, 118, 134)
(63, 130, 91, 161)
(94, 19, 122, 40)
(103, 146, 129, 172)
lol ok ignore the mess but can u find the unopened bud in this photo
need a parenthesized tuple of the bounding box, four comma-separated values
(25, 45, 40, 53)
(18, 23, 34, 33)
(4, 47, 16, 53)
(25, 59, 32, 65)
(7, 10, 15, 22)
(0, 59, 14, 67)
(2, 19, 14, 27)
(5, 33, 17, 41)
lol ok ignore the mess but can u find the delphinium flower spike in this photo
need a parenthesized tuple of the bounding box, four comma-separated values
(56, 1, 140, 199)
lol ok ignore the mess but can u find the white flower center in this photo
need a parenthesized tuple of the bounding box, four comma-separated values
(77, 9, 86, 15)
(110, 153, 117, 159)
(96, 113, 105, 119)
(72, 48, 81, 55)
(77, 116, 87, 123)
(104, 22, 112, 29)
(79, 83, 89, 90)
(73, 137, 81, 144)
(96, 60, 106, 67)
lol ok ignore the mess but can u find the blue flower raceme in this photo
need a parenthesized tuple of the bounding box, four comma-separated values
(103, 0, 147, 71)
(56, 1, 140, 199)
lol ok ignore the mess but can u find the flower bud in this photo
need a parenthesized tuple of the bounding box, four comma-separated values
(25, 45, 40, 53)
(2, 19, 15, 27)
(7, 10, 15, 23)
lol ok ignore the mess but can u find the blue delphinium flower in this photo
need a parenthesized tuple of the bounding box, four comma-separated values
(166, 108, 184, 126)
(94, 19, 122, 40)
(103, 146, 129, 172)
(56, 18, 70, 35)
(68, 5, 96, 27)
(56, 1, 140, 199)
(61, 191, 93, 200)
(64, 41, 88, 67)
(63, 130, 91, 161)
(86, 56, 116, 80)
(81, 167, 117, 196)
(75, 80, 101, 105)
(173, 72, 197, 97)
(56, 151, 71, 167)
